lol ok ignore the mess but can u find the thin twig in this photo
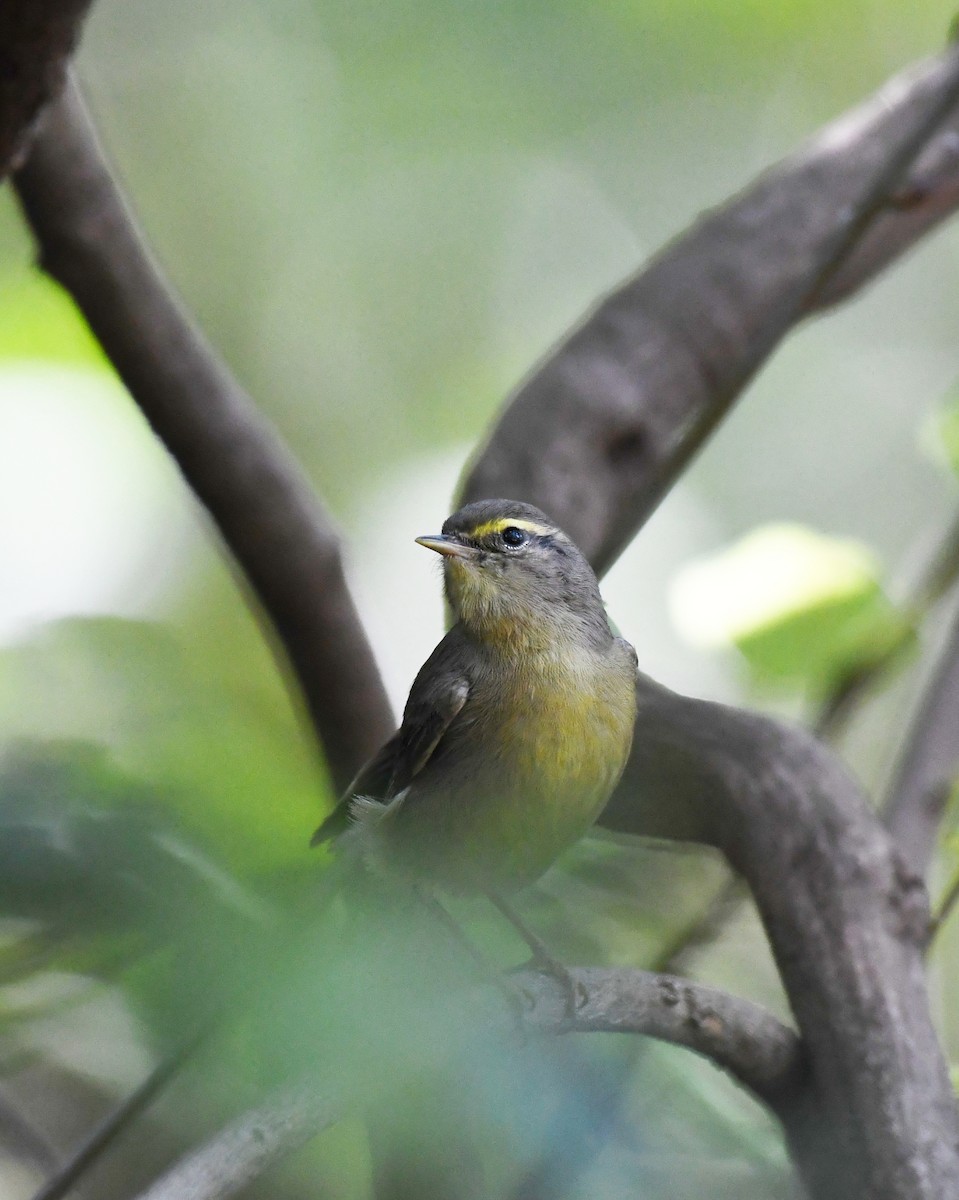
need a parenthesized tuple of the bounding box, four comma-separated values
(29, 1025, 209, 1200)
(816, 509, 959, 739)
(12, 76, 394, 792)
(0, 1088, 59, 1178)
(131, 1081, 334, 1200)
(926, 864, 959, 949)
(883, 595, 959, 875)
(649, 874, 747, 977)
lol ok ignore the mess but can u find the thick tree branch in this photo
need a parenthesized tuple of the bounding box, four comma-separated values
(461, 43, 959, 575)
(12, 77, 394, 792)
(883, 594, 959, 875)
(0, 0, 93, 179)
(602, 678, 959, 1200)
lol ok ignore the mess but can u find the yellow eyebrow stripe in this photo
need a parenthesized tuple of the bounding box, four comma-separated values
(469, 517, 555, 538)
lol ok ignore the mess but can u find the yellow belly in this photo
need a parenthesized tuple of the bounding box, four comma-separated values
(398, 652, 636, 894)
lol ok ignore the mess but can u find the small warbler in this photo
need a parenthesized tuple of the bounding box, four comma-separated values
(311, 499, 638, 897)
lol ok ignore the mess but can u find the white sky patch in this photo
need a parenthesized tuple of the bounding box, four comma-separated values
(669, 523, 880, 649)
(0, 363, 199, 640)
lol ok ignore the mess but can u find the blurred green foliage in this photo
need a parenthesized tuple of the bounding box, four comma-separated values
(0, 1, 958, 1197)
(0, 270, 106, 367)
(938, 389, 959, 479)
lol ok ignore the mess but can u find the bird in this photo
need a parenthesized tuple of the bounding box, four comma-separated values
(311, 498, 638, 913)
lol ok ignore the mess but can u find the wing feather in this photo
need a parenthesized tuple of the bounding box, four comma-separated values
(310, 632, 470, 847)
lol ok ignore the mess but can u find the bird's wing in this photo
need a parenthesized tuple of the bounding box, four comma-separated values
(308, 735, 401, 845)
(389, 668, 469, 795)
(310, 633, 470, 847)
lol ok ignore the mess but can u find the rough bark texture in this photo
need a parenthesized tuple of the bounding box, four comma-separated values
(12, 78, 395, 793)
(0, 0, 93, 178)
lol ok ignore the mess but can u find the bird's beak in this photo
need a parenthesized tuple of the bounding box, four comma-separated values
(415, 534, 475, 559)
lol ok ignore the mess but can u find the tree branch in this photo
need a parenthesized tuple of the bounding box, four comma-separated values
(883, 594, 959, 875)
(131, 1082, 334, 1200)
(0, 1087, 59, 1179)
(519, 966, 803, 1111)
(458, 42, 959, 1200)
(29, 1026, 206, 1200)
(11, 76, 394, 792)
(128, 967, 800, 1200)
(603, 678, 959, 1199)
(461, 43, 959, 575)
(0, 0, 94, 179)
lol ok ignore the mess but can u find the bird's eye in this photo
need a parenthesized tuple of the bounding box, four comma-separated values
(501, 526, 527, 548)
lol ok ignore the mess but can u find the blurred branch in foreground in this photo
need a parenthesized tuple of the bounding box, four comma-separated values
(11, 75, 394, 793)
(30, 1028, 208, 1200)
(131, 1082, 335, 1200)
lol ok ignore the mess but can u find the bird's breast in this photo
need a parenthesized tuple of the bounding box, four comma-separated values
(434, 644, 636, 890)
(487, 658, 631, 790)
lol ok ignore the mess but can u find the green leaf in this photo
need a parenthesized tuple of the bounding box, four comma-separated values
(670, 524, 912, 694)
(0, 270, 107, 368)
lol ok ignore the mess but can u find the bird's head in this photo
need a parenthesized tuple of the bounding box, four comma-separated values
(416, 499, 609, 648)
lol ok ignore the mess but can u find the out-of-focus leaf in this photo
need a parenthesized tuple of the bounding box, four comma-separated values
(0, 741, 270, 945)
(669, 524, 912, 695)
(0, 271, 107, 368)
(0, 618, 329, 873)
(0, 738, 296, 1056)
(937, 392, 959, 479)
